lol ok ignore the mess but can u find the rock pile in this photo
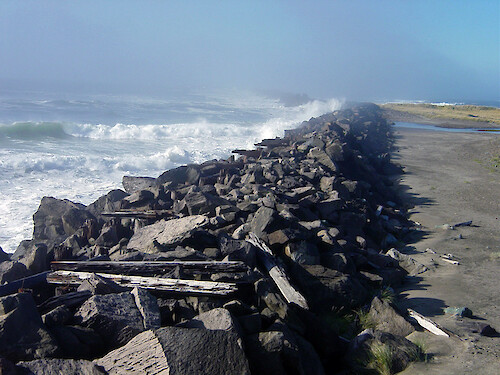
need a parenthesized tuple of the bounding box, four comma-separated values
(1, 103, 423, 374)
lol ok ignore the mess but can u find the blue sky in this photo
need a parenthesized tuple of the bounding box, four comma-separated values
(0, 0, 498, 102)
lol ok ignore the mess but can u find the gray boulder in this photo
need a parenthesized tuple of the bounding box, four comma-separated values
(0, 293, 59, 362)
(368, 297, 414, 337)
(96, 327, 250, 375)
(74, 292, 145, 348)
(87, 189, 128, 218)
(386, 248, 428, 276)
(122, 176, 157, 194)
(32, 197, 95, 245)
(131, 287, 161, 330)
(291, 265, 368, 311)
(178, 308, 241, 336)
(19, 244, 47, 274)
(17, 358, 106, 375)
(127, 215, 209, 253)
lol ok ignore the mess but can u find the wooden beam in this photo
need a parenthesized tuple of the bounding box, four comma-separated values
(246, 232, 309, 310)
(0, 272, 51, 297)
(101, 210, 174, 219)
(51, 260, 249, 277)
(47, 271, 238, 296)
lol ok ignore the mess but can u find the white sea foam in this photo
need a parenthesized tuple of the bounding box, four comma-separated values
(0, 94, 342, 252)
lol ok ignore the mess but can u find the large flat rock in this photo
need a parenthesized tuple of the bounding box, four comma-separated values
(97, 327, 250, 375)
(127, 215, 209, 253)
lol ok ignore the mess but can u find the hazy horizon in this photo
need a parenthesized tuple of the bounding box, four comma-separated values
(1, 1, 499, 103)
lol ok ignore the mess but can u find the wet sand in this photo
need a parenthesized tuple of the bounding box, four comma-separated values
(392, 127, 500, 374)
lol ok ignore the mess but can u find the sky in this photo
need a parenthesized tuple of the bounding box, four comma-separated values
(0, 0, 498, 102)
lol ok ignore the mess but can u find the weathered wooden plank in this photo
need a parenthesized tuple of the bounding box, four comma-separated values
(51, 260, 248, 276)
(0, 271, 50, 297)
(407, 309, 450, 337)
(246, 232, 309, 310)
(101, 210, 174, 219)
(47, 271, 238, 296)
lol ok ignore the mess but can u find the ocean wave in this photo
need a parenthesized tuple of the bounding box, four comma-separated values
(0, 121, 70, 139)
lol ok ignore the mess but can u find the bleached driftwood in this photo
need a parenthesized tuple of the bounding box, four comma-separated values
(51, 260, 248, 277)
(246, 232, 309, 310)
(47, 270, 238, 296)
(407, 308, 450, 337)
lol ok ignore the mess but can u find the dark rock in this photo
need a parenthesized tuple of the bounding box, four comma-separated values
(19, 243, 48, 275)
(74, 292, 145, 348)
(284, 241, 320, 265)
(120, 189, 155, 208)
(32, 197, 95, 246)
(96, 327, 250, 375)
(290, 264, 368, 311)
(76, 273, 127, 295)
(131, 287, 161, 330)
(218, 235, 256, 268)
(238, 313, 262, 334)
(157, 165, 200, 187)
(87, 190, 128, 218)
(250, 206, 278, 240)
(17, 358, 106, 375)
(0, 247, 10, 263)
(0, 261, 29, 284)
(127, 215, 209, 253)
(49, 325, 104, 359)
(368, 297, 414, 337)
(41, 305, 72, 327)
(0, 293, 59, 362)
(0, 356, 16, 375)
(94, 225, 119, 248)
(122, 176, 157, 194)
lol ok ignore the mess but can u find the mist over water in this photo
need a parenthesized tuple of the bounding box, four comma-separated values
(0, 91, 342, 252)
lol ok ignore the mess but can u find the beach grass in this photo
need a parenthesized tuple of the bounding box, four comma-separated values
(381, 103, 500, 126)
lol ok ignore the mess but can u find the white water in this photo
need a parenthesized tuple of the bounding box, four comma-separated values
(0, 91, 342, 252)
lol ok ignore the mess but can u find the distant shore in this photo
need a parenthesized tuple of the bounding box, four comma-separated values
(380, 103, 500, 129)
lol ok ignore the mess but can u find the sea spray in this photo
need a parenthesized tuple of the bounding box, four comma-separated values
(0, 93, 342, 252)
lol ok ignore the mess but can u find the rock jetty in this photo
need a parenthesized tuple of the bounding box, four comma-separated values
(1, 103, 425, 374)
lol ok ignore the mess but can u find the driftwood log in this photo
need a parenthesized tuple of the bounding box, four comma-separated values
(47, 270, 238, 296)
(246, 232, 309, 310)
(51, 260, 249, 277)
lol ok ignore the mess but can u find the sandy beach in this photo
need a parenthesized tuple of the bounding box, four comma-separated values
(392, 126, 500, 374)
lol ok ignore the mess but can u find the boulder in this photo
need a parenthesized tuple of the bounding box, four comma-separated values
(284, 241, 320, 265)
(127, 215, 209, 253)
(182, 191, 230, 216)
(17, 358, 107, 375)
(122, 176, 157, 194)
(386, 248, 428, 276)
(32, 197, 95, 245)
(46, 325, 104, 359)
(0, 247, 10, 263)
(96, 327, 250, 375)
(41, 305, 72, 327)
(76, 273, 127, 295)
(0, 293, 59, 362)
(0, 261, 29, 284)
(218, 235, 256, 268)
(290, 265, 368, 311)
(131, 287, 161, 330)
(19, 243, 48, 274)
(368, 297, 414, 337)
(74, 292, 145, 348)
(87, 189, 128, 218)
(250, 206, 278, 239)
(177, 308, 241, 337)
(157, 165, 200, 187)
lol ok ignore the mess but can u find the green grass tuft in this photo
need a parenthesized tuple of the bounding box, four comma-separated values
(355, 308, 377, 331)
(368, 343, 393, 375)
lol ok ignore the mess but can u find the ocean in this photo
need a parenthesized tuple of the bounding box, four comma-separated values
(0, 89, 342, 252)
